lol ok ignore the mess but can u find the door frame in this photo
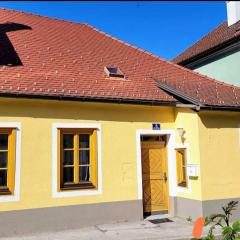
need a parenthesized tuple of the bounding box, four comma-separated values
(136, 129, 176, 215)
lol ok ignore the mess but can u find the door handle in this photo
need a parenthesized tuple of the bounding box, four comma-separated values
(164, 172, 168, 182)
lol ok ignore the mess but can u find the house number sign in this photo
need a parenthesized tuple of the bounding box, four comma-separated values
(152, 123, 161, 130)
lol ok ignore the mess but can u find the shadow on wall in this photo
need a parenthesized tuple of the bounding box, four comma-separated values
(191, 47, 240, 69)
(0, 22, 32, 66)
(0, 98, 175, 123)
(199, 113, 240, 129)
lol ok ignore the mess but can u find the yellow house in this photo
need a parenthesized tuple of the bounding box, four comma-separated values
(0, 8, 239, 236)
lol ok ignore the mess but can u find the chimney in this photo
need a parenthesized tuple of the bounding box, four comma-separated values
(227, 1, 240, 26)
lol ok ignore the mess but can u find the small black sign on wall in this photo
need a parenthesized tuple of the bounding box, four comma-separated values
(152, 123, 161, 130)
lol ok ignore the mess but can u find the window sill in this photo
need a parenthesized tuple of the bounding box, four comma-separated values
(60, 183, 96, 191)
(53, 185, 101, 198)
(0, 187, 12, 195)
(177, 182, 187, 188)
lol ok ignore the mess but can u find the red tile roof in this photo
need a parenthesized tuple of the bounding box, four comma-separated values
(172, 20, 240, 65)
(0, 8, 240, 109)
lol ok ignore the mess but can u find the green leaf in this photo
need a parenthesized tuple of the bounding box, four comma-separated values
(222, 226, 233, 235)
(222, 201, 239, 215)
(204, 217, 212, 226)
(205, 235, 216, 240)
(233, 221, 240, 232)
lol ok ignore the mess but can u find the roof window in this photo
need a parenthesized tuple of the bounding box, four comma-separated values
(104, 66, 125, 78)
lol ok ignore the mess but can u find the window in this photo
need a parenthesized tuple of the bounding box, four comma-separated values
(58, 129, 97, 191)
(0, 129, 16, 195)
(104, 66, 125, 78)
(176, 148, 187, 188)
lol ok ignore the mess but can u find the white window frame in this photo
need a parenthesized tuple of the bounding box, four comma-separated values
(52, 123, 102, 198)
(175, 143, 191, 194)
(0, 122, 21, 202)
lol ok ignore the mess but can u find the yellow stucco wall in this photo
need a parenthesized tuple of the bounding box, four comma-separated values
(0, 97, 183, 212)
(174, 108, 202, 200)
(2, 97, 238, 213)
(198, 111, 240, 201)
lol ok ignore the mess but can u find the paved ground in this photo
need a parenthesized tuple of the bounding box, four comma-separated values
(1, 216, 202, 240)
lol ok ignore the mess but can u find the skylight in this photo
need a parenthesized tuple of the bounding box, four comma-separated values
(104, 66, 125, 78)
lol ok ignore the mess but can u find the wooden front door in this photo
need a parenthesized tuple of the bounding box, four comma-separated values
(141, 141, 169, 214)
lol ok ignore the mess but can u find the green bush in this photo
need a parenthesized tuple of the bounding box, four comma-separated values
(193, 201, 240, 240)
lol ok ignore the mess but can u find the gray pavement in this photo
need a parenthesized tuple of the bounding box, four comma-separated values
(0, 216, 210, 240)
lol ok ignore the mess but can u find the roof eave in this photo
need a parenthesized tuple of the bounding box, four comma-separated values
(0, 89, 238, 112)
(0, 92, 177, 107)
(175, 35, 240, 66)
(200, 105, 240, 112)
(155, 79, 240, 112)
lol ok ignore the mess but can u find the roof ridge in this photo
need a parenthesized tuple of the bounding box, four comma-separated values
(83, 23, 240, 91)
(0, 7, 84, 26)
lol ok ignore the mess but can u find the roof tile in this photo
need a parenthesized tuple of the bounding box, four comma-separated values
(173, 20, 240, 64)
(0, 8, 239, 108)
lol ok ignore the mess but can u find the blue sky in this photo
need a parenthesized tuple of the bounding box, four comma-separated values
(0, 1, 226, 60)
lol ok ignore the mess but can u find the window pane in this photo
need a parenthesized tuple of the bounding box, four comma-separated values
(79, 166, 90, 182)
(63, 150, 73, 165)
(0, 152, 7, 168)
(63, 134, 74, 149)
(176, 149, 187, 188)
(79, 134, 89, 148)
(0, 134, 8, 150)
(63, 167, 74, 183)
(0, 170, 7, 186)
(79, 150, 90, 165)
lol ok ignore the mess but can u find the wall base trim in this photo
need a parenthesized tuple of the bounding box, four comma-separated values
(172, 197, 240, 221)
(0, 200, 143, 237)
(170, 196, 203, 220)
(2, 197, 240, 237)
(203, 197, 240, 221)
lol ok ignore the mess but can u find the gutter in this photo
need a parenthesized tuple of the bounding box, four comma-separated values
(176, 104, 240, 112)
(200, 105, 240, 112)
(0, 91, 177, 107)
(0, 85, 238, 112)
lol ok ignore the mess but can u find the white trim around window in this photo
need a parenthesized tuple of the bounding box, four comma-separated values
(0, 122, 21, 202)
(52, 123, 102, 198)
(175, 143, 191, 194)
